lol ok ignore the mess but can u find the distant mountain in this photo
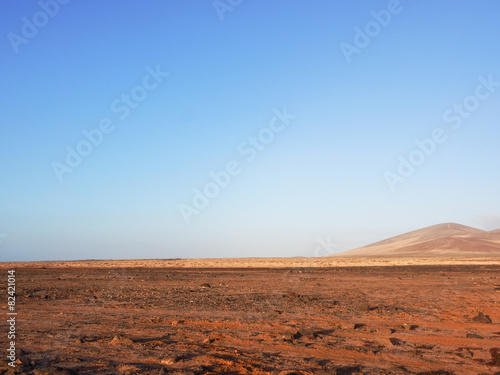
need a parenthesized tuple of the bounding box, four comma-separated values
(333, 223, 500, 257)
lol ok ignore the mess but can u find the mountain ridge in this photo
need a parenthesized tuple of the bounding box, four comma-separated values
(333, 222, 500, 257)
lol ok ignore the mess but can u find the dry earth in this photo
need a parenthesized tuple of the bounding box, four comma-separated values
(1, 257, 500, 374)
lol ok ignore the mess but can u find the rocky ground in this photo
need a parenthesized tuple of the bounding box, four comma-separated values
(1, 263, 500, 374)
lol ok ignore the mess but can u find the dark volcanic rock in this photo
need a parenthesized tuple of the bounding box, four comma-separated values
(282, 329, 302, 342)
(490, 348, 500, 366)
(472, 312, 492, 324)
(466, 333, 483, 339)
(389, 337, 406, 346)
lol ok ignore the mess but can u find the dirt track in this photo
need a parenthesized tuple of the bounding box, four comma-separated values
(1, 261, 500, 374)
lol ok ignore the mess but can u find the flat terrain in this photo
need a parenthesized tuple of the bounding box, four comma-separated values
(1, 258, 500, 374)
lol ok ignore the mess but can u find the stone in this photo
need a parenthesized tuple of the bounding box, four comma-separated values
(160, 355, 179, 365)
(466, 333, 483, 339)
(490, 348, 500, 366)
(202, 337, 215, 344)
(389, 337, 406, 346)
(282, 329, 301, 342)
(472, 312, 492, 324)
(110, 335, 134, 346)
(297, 327, 319, 338)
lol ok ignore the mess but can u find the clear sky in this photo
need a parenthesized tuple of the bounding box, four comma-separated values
(1, 0, 500, 261)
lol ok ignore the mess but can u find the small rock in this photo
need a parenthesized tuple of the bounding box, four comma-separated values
(490, 348, 500, 366)
(354, 323, 366, 330)
(160, 355, 179, 365)
(297, 327, 318, 338)
(466, 333, 483, 339)
(17, 351, 31, 367)
(199, 283, 211, 288)
(33, 290, 50, 299)
(409, 325, 419, 330)
(282, 330, 301, 342)
(202, 337, 215, 344)
(472, 312, 492, 324)
(387, 305, 402, 313)
(110, 335, 134, 346)
(389, 337, 405, 346)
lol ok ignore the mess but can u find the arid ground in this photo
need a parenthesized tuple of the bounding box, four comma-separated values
(1, 257, 500, 374)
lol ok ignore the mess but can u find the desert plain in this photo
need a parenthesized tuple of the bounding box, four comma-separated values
(1, 255, 500, 375)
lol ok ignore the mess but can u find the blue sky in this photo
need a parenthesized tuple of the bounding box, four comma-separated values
(1, 0, 500, 261)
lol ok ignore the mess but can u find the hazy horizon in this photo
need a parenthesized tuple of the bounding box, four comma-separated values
(2, 1, 500, 261)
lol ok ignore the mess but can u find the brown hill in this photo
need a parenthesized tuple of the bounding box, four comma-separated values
(333, 223, 500, 257)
